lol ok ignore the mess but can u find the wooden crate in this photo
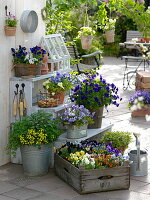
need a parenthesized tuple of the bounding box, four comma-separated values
(136, 71, 150, 91)
(54, 154, 130, 194)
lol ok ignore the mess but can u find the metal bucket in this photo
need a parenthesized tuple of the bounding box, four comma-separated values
(128, 149, 148, 176)
(67, 124, 87, 139)
(21, 145, 50, 176)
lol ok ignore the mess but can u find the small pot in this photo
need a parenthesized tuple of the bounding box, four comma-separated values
(4, 26, 16, 36)
(105, 30, 115, 43)
(80, 35, 92, 50)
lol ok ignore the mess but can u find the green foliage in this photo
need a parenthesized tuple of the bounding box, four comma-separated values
(100, 131, 133, 150)
(8, 111, 61, 151)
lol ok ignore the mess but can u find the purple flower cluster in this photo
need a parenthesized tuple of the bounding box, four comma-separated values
(11, 45, 46, 64)
(128, 90, 150, 106)
(30, 46, 46, 61)
(71, 73, 122, 110)
(6, 13, 17, 27)
(59, 105, 94, 127)
(11, 46, 28, 64)
(50, 72, 71, 84)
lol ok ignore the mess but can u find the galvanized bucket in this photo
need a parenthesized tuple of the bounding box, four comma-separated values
(88, 107, 104, 129)
(21, 145, 51, 176)
(128, 149, 148, 176)
(67, 124, 87, 139)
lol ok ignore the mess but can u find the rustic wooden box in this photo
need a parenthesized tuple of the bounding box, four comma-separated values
(136, 71, 150, 91)
(54, 154, 130, 194)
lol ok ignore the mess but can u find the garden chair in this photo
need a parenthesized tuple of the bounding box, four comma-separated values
(66, 43, 102, 73)
(118, 30, 142, 58)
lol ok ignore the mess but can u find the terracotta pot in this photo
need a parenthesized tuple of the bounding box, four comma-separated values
(42, 54, 48, 63)
(51, 92, 65, 104)
(4, 26, 16, 36)
(105, 30, 115, 43)
(131, 107, 150, 117)
(80, 35, 92, 50)
(142, 38, 150, 43)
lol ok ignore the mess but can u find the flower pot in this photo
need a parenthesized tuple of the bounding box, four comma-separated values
(105, 30, 115, 43)
(80, 35, 92, 50)
(52, 92, 65, 105)
(4, 26, 16, 36)
(20, 145, 50, 176)
(88, 107, 104, 129)
(67, 124, 87, 139)
(14, 63, 41, 77)
(141, 37, 150, 43)
(131, 107, 150, 117)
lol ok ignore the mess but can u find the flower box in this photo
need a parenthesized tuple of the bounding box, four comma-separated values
(136, 71, 150, 91)
(132, 107, 150, 117)
(54, 154, 130, 194)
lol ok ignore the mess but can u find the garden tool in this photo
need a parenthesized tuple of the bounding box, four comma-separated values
(21, 83, 27, 115)
(19, 90, 24, 118)
(13, 84, 19, 118)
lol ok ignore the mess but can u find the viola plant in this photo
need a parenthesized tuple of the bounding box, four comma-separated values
(103, 19, 116, 31)
(20, 129, 48, 146)
(5, 13, 17, 27)
(58, 105, 94, 127)
(57, 140, 129, 169)
(43, 72, 72, 94)
(128, 90, 150, 111)
(71, 73, 122, 110)
(11, 45, 46, 64)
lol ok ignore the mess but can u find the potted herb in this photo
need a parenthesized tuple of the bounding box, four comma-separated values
(43, 72, 72, 104)
(55, 140, 130, 193)
(71, 73, 122, 128)
(5, 13, 17, 36)
(8, 111, 61, 176)
(99, 131, 133, 152)
(78, 27, 95, 50)
(128, 90, 150, 117)
(11, 45, 46, 77)
(58, 105, 94, 139)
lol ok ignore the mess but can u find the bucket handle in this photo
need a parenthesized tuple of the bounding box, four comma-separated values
(98, 175, 113, 180)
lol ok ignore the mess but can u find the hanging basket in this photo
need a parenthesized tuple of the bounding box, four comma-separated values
(4, 26, 16, 36)
(105, 30, 115, 43)
(80, 35, 92, 50)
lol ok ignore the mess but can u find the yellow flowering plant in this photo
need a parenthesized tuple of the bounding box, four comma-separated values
(78, 27, 95, 37)
(8, 111, 61, 151)
(19, 129, 48, 146)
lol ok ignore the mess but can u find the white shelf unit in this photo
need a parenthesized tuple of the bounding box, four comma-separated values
(40, 34, 70, 71)
(9, 69, 72, 123)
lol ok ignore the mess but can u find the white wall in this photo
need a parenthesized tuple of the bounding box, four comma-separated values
(0, 0, 46, 165)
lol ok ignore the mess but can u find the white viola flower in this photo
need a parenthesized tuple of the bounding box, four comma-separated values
(52, 92, 55, 95)
(147, 52, 150, 58)
(138, 96, 144, 101)
(83, 158, 90, 165)
(134, 99, 138, 104)
(111, 154, 116, 159)
(137, 103, 142, 110)
(145, 114, 150, 121)
(57, 82, 64, 89)
(130, 105, 138, 111)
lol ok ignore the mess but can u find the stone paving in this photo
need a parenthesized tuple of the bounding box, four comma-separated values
(0, 57, 150, 200)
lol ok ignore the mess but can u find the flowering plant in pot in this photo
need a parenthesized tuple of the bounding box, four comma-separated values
(43, 72, 72, 104)
(58, 105, 94, 139)
(128, 90, 150, 117)
(99, 131, 133, 152)
(71, 73, 122, 128)
(11, 45, 46, 77)
(8, 111, 61, 176)
(78, 27, 95, 50)
(5, 13, 17, 36)
(103, 19, 116, 43)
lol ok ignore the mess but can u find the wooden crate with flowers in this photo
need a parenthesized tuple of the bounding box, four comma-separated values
(54, 140, 130, 194)
(128, 90, 150, 117)
(135, 71, 150, 91)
